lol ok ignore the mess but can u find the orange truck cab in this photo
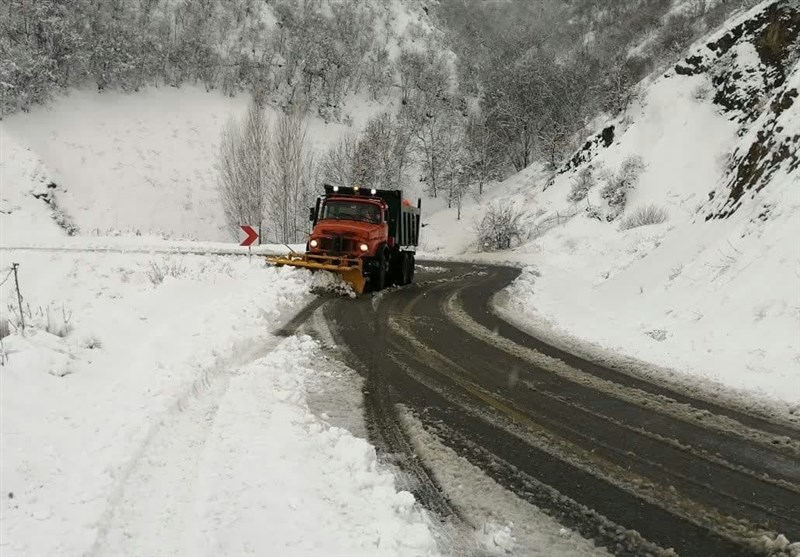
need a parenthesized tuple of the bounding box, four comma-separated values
(307, 185, 421, 291)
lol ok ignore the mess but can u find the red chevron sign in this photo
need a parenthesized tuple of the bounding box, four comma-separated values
(240, 225, 259, 247)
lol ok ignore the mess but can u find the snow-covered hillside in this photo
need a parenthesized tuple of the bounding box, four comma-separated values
(424, 0, 800, 408)
(0, 87, 391, 242)
(0, 0, 438, 243)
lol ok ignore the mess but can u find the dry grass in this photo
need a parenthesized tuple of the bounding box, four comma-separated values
(620, 204, 669, 230)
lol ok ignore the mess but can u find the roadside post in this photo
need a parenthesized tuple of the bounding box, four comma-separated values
(240, 225, 259, 262)
(12, 263, 24, 332)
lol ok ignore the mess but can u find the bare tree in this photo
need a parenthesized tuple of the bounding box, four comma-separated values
(414, 105, 464, 198)
(267, 106, 311, 243)
(439, 120, 469, 217)
(353, 112, 413, 190)
(463, 113, 503, 195)
(603, 57, 640, 115)
(217, 100, 271, 238)
(298, 149, 321, 238)
(321, 134, 358, 187)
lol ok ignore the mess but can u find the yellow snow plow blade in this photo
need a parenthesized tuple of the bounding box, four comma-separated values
(266, 253, 367, 294)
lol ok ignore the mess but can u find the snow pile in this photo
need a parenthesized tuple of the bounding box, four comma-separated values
(183, 336, 439, 557)
(400, 411, 611, 557)
(0, 252, 309, 555)
(425, 1, 800, 406)
(0, 251, 439, 556)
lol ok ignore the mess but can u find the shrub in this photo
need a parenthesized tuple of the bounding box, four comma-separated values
(600, 155, 645, 219)
(44, 304, 73, 337)
(4, 302, 73, 337)
(567, 168, 595, 203)
(692, 82, 712, 101)
(147, 259, 186, 285)
(585, 206, 603, 221)
(475, 202, 525, 251)
(620, 204, 669, 230)
(51, 205, 79, 236)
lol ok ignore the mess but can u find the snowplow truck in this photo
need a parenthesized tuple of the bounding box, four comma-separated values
(266, 185, 421, 294)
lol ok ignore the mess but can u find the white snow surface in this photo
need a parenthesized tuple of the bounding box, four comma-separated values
(182, 336, 438, 557)
(1, 87, 390, 243)
(1, 4, 797, 554)
(0, 251, 439, 557)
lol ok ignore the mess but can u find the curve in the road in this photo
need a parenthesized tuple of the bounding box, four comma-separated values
(322, 262, 800, 557)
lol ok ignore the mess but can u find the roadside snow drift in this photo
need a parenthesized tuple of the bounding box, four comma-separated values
(182, 336, 439, 557)
(0, 252, 439, 556)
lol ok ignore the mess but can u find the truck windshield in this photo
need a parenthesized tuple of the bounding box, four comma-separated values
(321, 201, 381, 223)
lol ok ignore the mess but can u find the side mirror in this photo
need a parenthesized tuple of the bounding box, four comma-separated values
(309, 207, 316, 222)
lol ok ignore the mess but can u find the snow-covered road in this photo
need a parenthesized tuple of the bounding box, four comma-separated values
(326, 262, 800, 556)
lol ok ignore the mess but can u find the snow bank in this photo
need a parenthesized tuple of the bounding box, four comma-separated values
(0, 250, 438, 556)
(184, 335, 439, 557)
(0, 252, 313, 555)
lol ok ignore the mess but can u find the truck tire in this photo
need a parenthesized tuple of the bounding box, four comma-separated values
(372, 248, 389, 292)
(398, 252, 412, 286)
(407, 253, 415, 284)
(389, 251, 403, 286)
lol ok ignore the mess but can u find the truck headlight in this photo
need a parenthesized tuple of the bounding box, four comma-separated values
(359, 243, 368, 252)
(310, 239, 318, 248)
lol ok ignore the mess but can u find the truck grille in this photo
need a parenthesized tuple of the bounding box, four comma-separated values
(319, 235, 357, 253)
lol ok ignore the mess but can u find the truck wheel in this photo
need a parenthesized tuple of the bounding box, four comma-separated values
(388, 252, 403, 286)
(399, 253, 411, 286)
(372, 249, 388, 292)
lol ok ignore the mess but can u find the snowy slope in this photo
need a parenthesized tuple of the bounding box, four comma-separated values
(0, 0, 439, 244)
(1, 87, 390, 242)
(424, 0, 800, 408)
(0, 132, 69, 244)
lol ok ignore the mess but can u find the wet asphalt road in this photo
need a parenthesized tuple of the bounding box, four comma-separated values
(316, 262, 800, 557)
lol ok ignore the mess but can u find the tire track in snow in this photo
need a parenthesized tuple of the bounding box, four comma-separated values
(87, 339, 280, 557)
(321, 298, 479, 557)
(325, 262, 800, 557)
(388, 318, 797, 549)
(91, 370, 232, 556)
(87, 295, 322, 557)
(445, 291, 800, 483)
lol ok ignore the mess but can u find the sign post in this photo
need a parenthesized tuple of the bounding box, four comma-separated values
(240, 225, 259, 262)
